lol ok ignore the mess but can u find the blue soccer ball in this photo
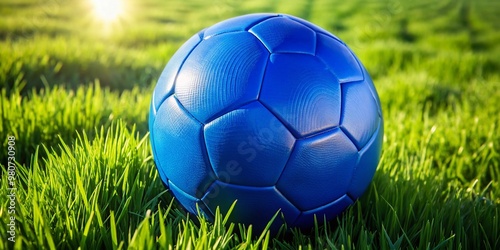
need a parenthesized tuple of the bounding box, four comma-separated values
(149, 13, 383, 231)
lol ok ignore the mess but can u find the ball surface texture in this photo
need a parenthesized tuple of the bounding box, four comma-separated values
(149, 13, 383, 231)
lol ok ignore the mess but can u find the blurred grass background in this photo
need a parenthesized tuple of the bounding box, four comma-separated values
(0, 0, 499, 249)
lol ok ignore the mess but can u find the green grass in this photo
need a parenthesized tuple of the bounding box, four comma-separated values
(1, 0, 499, 248)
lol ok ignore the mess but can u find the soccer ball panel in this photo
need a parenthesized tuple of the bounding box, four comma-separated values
(204, 102, 295, 187)
(292, 194, 353, 228)
(340, 80, 380, 149)
(316, 33, 363, 83)
(348, 119, 383, 198)
(168, 180, 214, 219)
(148, 102, 164, 183)
(361, 66, 382, 116)
(260, 53, 341, 138)
(283, 14, 343, 42)
(175, 32, 268, 123)
(249, 17, 316, 55)
(152, 32, 202, 111)
(276, 129, 358, 211)
(201, 180, 300, 232)
(153, 96, 216, 197)
(204, 13, 278, 38)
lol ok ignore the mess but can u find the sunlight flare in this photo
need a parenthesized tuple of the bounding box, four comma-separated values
(90, 0, 124, 22)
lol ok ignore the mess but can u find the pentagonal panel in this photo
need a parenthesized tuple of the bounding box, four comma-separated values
(152, 96, 216, 197)
(292, 194, 353, 228)
(316, 33, 363, 83)
(249, 16, 316, 55)
(348, 120, 383, 199)
(276, 129, 358, 211)
(204, 102, 295, 187)
(260, 53, 341, 138)
(202, 181, 300, 232)
(175, 32, 268, 123)
(204, 13, 278, 38)
(153, 32, 202, 111)
(340, 80, 380, 149)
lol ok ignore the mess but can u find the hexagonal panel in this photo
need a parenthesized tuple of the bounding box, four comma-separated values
(175, 32, 268, 123)
(153, 32, 202, 111)
(348, 119, 383, 199)
(152, 96, 216, 197)
(249, 16, 316, 55)
(202, 181, 300, 233)
(316, 33, 363, 83)
(260, 53, 341, 138)
(292, 194, 353, 228)
(204, 13, 278, 38)
(276, 128, 358, 211)
(204, 102, 295, 187)
(340, 80, 380, 149)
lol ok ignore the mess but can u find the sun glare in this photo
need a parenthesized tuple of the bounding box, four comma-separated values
(91, 0, 124, 22)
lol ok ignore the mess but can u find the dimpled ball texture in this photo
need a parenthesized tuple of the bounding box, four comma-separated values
(149, 13, 383, 232)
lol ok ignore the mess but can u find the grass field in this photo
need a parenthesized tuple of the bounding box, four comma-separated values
(1, 0, 499, 249)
